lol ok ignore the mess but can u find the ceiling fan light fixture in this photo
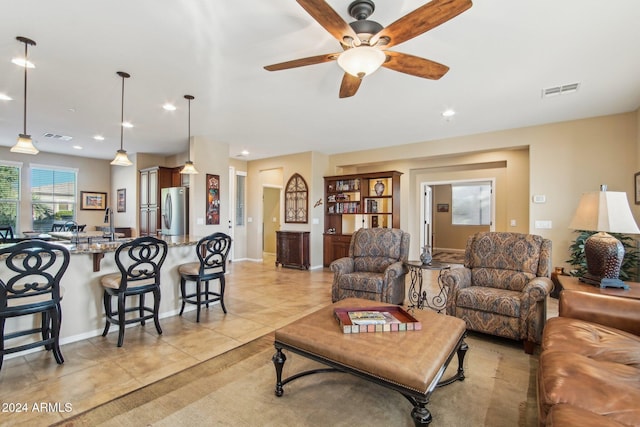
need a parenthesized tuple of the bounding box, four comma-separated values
(337, 46, 385, 78)
(11, 134, 39, 155)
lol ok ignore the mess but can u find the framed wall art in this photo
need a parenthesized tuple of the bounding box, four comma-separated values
(80, 191, 107, 210)
(117, 188, 126, 212)
(206, 174, 220, 225)
(437, 203, 449, 213)
(285, 173, 308, 223)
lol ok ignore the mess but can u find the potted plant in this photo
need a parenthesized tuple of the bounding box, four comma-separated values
(566, 230, 640, 281)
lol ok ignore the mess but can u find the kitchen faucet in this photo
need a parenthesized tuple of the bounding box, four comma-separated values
(104, 207, 115, 241)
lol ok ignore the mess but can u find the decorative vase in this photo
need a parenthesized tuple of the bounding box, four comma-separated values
(420, 245, 432, 265)
(374, 180, 385, 196)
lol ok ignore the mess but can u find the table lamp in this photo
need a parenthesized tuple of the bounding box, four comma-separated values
(568, 185, 640, 288)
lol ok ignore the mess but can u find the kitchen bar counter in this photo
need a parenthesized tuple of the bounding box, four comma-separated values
(1, 235, 203, 355)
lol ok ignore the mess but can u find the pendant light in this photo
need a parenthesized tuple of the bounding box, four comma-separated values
(111, 71, 133, 166)
(179, 94, 199, 174)
(10, 36, 39, 155)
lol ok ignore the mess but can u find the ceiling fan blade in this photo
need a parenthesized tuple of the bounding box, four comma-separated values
(264, 53, 339, 71)
(339, 73, 362, 98)
(296, 0, 359, 45)
(371, 0, 472, 49)
(382, 51, 449, 79)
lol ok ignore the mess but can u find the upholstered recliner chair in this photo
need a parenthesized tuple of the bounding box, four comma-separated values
(330, 228, 410, 305)
(441, 232, 553, 354)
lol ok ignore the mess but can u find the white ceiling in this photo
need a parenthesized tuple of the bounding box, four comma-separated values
(1, 0, 639, 162)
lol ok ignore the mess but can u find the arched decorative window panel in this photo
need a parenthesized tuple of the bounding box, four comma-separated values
(285, 173, 308, 223)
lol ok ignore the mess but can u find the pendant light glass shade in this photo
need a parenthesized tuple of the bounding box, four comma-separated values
(180, 160, 198, 174)
(111, 149, 133, 166)
(11, 36, 39, 155)
(180, 94, 199, 175)
(11, 134, 39, 155)
(111, 71, 132, 166)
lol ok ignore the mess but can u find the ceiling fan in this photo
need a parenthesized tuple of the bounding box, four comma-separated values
(264, 0, 472, 98)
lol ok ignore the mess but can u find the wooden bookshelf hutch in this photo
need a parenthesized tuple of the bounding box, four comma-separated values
(323, 171, 402, 267)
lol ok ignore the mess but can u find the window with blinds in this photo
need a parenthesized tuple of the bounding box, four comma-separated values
(0, 163, 21, 231)
(31, 166, 77, 232)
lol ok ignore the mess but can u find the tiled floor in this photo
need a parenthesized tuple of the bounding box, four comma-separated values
(0, 256, 556, 426)
(0, 254, 335, 426)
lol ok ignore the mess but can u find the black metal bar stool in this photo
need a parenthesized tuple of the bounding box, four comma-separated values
(0, 225, 15, 242)
(99, 236, 167, 347)
(0, 240, 70, 370)
(178, 233, 232, 322)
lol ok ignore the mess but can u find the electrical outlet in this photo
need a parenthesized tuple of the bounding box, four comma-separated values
(510, 219, 517, 227)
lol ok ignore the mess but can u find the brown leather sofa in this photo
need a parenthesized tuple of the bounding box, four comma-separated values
(537, 290, 640, 426)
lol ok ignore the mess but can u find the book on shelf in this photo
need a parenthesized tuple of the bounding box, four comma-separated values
(334, 306, 421, 334)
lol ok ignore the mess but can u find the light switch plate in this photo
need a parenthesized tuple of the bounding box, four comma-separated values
(535, 220, 552, 229)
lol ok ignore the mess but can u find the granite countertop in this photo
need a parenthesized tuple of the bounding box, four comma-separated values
(0, 235, 200, 258)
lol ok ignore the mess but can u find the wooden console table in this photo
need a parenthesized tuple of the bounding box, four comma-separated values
(275, 231, 310, 270)
(556, 275, 640, 300)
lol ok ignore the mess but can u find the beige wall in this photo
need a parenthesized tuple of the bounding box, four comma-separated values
(246, 152, 327, 267)
(1, 147, 112, 233)
(326, 112, 639, 269)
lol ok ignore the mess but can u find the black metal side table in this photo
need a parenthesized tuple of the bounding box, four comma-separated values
(406, 260, 451, 313)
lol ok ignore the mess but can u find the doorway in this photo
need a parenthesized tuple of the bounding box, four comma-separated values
(262, 186, 281, 254)
(420, 179, 495, 253)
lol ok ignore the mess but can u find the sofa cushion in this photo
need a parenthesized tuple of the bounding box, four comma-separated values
(456, 286, 521, 317)
(538, 351, 640, 426)
(543, 317, 640, 369)
(546, 404, 628, 427)
(470, 267, 536, 292)
(337, 272, 384, 294)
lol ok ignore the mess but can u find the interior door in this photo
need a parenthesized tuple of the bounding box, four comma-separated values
(420, 183, 433, 251)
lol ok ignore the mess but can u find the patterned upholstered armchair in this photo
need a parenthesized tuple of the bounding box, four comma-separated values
(330, 228, 410, 305)
(441, 232, 553, 354)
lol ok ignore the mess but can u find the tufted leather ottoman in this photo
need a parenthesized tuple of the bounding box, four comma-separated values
(273, 298, 468, 426)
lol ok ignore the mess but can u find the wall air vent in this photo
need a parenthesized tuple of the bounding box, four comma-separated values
(542, 83, 580, 98)
(43, 133, 73, 141)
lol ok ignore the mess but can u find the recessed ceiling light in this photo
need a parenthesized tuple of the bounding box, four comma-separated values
(0, 93, 12, 101)
(122, 121, 133, 128)
(11, 58, 35, 68)
(93, 135, 105, 141)
(442, 109, 456, 118)
(241, 150, 250, 156)
(72, 145, 83, 150)
(163, 103, 176, 111)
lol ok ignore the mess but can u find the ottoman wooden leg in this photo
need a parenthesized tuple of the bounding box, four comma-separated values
(272, 346, 287, 397)
(410, 398, 433, 426)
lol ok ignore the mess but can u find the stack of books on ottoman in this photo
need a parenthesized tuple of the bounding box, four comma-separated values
(334, 306, 421, 333)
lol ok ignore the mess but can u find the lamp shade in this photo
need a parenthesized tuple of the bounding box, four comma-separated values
(110, 149, 132, 166)
(569, 191, 640, 234)
(337, 46, 386, 78)
(180, 160, 198, 175)
(11, 134, 39, 155)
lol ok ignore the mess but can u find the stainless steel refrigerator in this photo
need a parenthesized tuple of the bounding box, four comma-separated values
(161, 187, 189, 236)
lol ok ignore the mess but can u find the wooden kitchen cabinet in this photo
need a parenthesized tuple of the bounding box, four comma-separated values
(276, 231, 310, 270)
(139, 166, 177, 236)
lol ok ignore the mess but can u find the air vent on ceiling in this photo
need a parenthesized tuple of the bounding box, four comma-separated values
(43, 133, 73, 141)
(542, 83, 580, 98)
